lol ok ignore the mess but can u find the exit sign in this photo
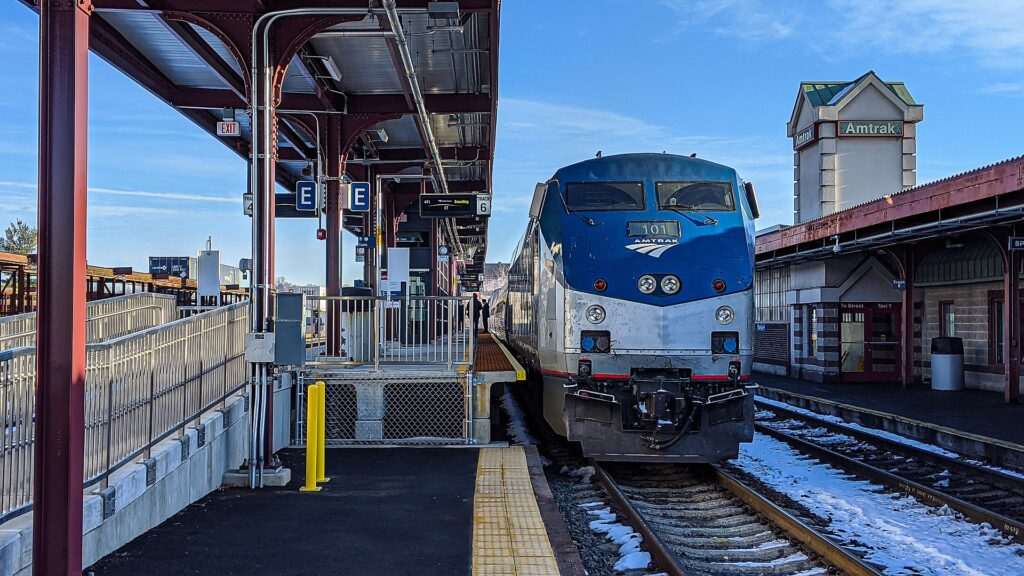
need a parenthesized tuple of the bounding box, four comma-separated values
(217, 121, 240, 137)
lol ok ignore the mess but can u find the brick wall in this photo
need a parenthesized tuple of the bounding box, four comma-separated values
(919, 281, 1004, 392)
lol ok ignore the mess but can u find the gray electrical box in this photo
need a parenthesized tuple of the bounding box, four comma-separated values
(274, 292, 305, 366)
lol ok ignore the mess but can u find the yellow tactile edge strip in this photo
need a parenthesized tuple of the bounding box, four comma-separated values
(473, 447, 559, 576)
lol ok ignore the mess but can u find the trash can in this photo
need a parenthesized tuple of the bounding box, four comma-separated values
(930, 337, 964, 391)
(341, 287, 373, 362)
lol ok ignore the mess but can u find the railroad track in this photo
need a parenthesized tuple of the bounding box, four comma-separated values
(755, 400, 1024, 544)
(594, 462, 881, 576)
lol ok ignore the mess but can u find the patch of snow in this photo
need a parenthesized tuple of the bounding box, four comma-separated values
(500, 389, 537, 445)
(568, 465, 596, 484)
(585, 503, 653, 573)
(613, 552, 652, 572)
(756, 396, 1024, 480)
(735, 434, 1024, 575)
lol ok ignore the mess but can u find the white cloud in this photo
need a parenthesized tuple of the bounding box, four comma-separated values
(0, 180, 237, 204)
(661, 0, 798, 41)
(488, 98, 797, 259)
(978, 81, 1024, 95)
(829, 0, 1024, 67)
(662, 0, 1024, 69)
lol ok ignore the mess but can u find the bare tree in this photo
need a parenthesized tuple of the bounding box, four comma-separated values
(0, 219, 38, 255)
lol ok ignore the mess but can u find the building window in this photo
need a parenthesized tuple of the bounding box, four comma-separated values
(755, 266, 791, 323)
(991, 297, 1004, 365)
(808, 306, 818, 358)
(939, 301, 955, 337)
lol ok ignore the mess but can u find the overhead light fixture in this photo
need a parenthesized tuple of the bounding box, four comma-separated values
(373, 128, 389, 143)
(322, 56, 342, 82)
(427, 1, 460, 21)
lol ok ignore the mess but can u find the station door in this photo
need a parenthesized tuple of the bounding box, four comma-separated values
(840, 303, 901, 383)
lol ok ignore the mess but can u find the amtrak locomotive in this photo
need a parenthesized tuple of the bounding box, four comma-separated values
(501, 153, 760, 462)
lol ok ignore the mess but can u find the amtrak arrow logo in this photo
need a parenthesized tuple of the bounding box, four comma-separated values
(625, 240, 678, 258)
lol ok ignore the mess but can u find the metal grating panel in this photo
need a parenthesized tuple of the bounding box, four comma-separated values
(100, 12, 227, 90)
(190, 23, 244, 78)
(298, 370, 468, 446)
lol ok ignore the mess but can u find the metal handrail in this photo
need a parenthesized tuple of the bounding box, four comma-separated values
(0, 301, 249, 523)
(308, 295, 474, 370)
(0, 292, 178, 350)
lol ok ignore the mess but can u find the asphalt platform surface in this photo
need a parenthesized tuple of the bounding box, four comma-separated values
(755, 372, 1024, 445)
(86, 448, 478, 576)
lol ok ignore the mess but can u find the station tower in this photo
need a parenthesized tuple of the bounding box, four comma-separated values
(788, 70, 924, 223)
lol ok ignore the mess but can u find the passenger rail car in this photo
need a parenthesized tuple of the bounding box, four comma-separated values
(502, 153, 760, 462)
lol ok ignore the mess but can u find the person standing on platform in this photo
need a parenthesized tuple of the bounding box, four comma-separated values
(482, 300, 491, 333)
(472, 293, 482, 337)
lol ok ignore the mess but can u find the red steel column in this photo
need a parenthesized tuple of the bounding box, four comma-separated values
(1006, 249, 1021, 402)
(34, 1, 91, 574)
(326, 115, 343, 355)
(901, 249, 915, 389)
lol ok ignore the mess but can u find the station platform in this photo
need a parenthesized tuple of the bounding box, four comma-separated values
(85, 446, 576, 576)
(753, 372, 1024, 469)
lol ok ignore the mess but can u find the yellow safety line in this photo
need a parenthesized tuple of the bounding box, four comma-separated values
(472, 447, 558, 575)
(490, 336, 526, 381)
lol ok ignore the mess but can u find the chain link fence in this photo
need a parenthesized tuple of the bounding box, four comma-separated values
(297, 370, 469, 445)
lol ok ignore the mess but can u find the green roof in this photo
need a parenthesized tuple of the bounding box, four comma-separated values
(800, 71, 917, 108)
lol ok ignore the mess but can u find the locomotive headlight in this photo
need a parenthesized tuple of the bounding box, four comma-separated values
(638, 275, 657, 294)
(660, 275, 680, 294)
(586, 305, 606, 324)
(716, 305, 735, 325)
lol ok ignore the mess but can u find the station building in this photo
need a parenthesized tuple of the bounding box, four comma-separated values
(754, 71, 1024, 402)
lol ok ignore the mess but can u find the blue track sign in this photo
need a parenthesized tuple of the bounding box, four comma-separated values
(348, 182, 371, 212)
(892, 279, 907, 291)
(295, 181, 317, 211)
(1010, 237, 1024, 251)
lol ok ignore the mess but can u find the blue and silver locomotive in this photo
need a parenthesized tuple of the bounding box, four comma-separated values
(501, 153, 760, 462)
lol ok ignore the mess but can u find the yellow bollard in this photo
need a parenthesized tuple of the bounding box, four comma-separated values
(316, 380, 330, 483)
(299, 385, 321, 492)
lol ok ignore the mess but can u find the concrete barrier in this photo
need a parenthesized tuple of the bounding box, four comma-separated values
(0, 392, 250, 576)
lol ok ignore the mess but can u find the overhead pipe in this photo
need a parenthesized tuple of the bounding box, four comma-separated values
(382, 0, 465, 259)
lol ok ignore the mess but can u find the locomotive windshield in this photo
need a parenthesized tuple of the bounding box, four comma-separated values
(565, 182, 645, 211)
(656, 181, 735, 211)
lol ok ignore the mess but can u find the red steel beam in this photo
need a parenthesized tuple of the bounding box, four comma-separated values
(34, 1, 90, 574)
(326, 115, 344, 355)
(757, 156, 1024, 255)
(90, 0, 493, 13)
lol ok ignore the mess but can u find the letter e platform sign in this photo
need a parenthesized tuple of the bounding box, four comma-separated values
(296, 181, 317, 211)
(348, 182, 371, 213)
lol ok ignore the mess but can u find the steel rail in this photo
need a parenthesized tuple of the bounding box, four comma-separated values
(755, 414, 1024, 543)
(758, 400, 1024, 491)
(594, 461, 881, 576)
(590, 462, 686, 576)
(712, 466, 882, 576)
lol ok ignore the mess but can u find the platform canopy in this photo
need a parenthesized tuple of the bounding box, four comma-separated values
(19, 0, 499, 271)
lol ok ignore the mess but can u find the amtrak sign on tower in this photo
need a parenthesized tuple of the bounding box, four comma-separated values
(837, 120, 904, 137)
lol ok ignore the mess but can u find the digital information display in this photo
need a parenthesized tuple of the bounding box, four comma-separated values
(419, 194, 477, 218)
(627, 220, 681, 238)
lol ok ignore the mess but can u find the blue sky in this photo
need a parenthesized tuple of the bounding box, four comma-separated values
(2, 1, 1023, 285)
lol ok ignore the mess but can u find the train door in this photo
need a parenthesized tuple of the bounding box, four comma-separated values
(840, 303, 901, 382)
